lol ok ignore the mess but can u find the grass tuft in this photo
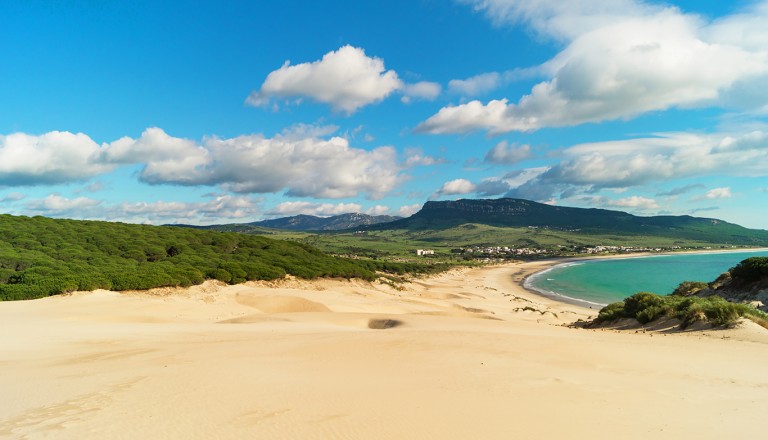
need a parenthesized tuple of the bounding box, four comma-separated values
(593, 292, 768, 329)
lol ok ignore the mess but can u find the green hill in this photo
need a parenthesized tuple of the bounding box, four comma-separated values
(0, 214, 437, 301)
(382, 198, 768, 246)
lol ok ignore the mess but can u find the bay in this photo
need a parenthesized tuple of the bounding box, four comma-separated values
(525, 250, 768, 307)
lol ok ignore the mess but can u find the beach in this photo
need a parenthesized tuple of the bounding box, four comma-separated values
(2, 259, 767, 439)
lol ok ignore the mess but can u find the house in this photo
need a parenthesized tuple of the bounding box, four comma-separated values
(415, 249, 435, 256)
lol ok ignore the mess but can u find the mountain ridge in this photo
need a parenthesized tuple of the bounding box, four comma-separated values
(253, 213, 402, 231)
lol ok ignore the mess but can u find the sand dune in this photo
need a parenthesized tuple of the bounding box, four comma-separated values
(1, 261, 767, 439)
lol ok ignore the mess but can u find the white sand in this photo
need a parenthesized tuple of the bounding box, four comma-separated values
(2, 261, 767, 439)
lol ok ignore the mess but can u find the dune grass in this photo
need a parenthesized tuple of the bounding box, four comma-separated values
(595, 292, 768, 329)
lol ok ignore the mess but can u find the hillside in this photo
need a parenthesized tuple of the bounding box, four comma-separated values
(252, 213, 401, 231)
(381, 198, 768, 246)
(0, 214, 436, 301)
(171, 214, 401, 234)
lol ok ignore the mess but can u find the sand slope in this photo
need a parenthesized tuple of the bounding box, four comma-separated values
(1, 262, 767, 439)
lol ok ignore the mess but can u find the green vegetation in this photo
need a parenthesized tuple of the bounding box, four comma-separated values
(0, 214, 445, 301)
(594, 292, 768, 328)
(193, 198, 768, 261)
(593, 257, 768, 329)
(671, 281, 709, 296)
(384, 198, 768, 246)
(729, 257, 768, 284)
(255, 223, 755, 262)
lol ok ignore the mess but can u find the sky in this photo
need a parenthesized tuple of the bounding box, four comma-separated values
(2, 0, 768, 229)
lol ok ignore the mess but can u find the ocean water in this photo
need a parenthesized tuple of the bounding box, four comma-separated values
(526, 250, 768, 307)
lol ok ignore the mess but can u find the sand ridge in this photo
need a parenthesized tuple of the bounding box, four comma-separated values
(1, 260, 767, 439)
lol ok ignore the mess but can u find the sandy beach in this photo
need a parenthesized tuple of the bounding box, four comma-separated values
(2, 259, 767, 439)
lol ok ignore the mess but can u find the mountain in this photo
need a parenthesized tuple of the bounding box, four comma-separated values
(168, 213, 400, 233)
(379, 198, 768, 246)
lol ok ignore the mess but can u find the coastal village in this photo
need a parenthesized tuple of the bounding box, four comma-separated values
(411, 244, 735, 260)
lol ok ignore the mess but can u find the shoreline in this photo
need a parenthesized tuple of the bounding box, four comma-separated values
(519, 247, 768, 309)
(2, 259, 768, 438)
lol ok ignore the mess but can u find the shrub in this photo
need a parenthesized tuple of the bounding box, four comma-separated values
(729, 257, 768, 284)
(671, 281, 708, 296)
(594, 291, 768, 329)
(623, 292, 665, 317)
(594, 301, 627, 323)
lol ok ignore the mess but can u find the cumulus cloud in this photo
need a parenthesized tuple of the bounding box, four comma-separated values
(395, 203, 422, 217)
(436, 178, 477, 196)
(102, 128, 209, 185)
(403, 148, 445, 167)
(474, 179, 512, 196)
(693, 187, 733, 201)
(23, 194, 262, 224)
(25, 194, 103, 215)
(504, 130, 768, 202)
(101, 127, 404, 200)
(435, 168, 549, 199)
(266, 201, 363, 217)
(448, 72, 502, 97)
(484, 141, 533, 164)
(401, 81, 442, 103)
(420, 3, 768, 134)
(246, 45, 403, 114)
(462, 0, 659, 42)
(365, 205, 391, 216)
(0, 131, 111, 185)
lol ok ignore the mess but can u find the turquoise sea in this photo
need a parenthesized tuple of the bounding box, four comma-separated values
(525, 250, 768, 307)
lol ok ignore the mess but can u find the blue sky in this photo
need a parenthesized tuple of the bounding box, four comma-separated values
(2, 0, 768, 228)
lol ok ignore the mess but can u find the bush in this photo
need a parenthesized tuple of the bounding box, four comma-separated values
(623, 292, 665, 317)
(671, 281, 708, 296)
(593, 291, 768, 329)
(729, 257, 768, 284)
(594, 301, 627, 323)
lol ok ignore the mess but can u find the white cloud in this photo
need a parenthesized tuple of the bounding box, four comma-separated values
(462, 0, 659, 42)
(395, 203, 422, 217)
(266, 201, 363, 217)
(102, 128, 404, 200)
(448, 72, 501, 97)
(421, 3, 768, 134)
(608, 195, 660, 210)
(0, 131, 111, 185)
(580, 195, 660, 211)
(279, 123, 340, 139)
(23, 194, 262, 224)
(102, 128, 209, 185)
(25, 194, 103, 215)
(246, 45, 403, 114)
(366, 205, 391, 216)
(436, 178, 477, 195)
(416, 99, 526, 135)
(506, 130, 768, 201)
(403, 148, 445, 167)
(693, 187, 733, 201)
(484, 141, 533, 164)
(401, 81, 442, 103)
(0, 192, 26, 202)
